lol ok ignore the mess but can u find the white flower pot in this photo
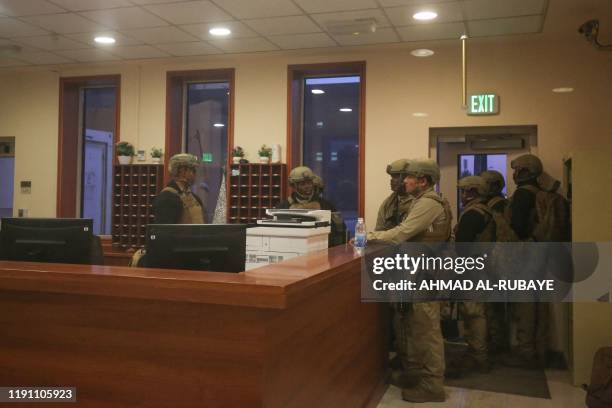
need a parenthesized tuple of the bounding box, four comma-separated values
(232, 156, 242, 164)
(151, 157, 161, 164)
(118, 155, 132, 165)
(259, 156, 270, 164)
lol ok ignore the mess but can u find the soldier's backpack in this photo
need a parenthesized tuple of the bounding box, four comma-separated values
(585, 347, 612, 408)
(469, 202, 519, 243)
(515, 184, 571, 242)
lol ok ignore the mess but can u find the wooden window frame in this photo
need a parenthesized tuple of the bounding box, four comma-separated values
(286, 61, 366, 217)
(165, 68, 235, 183)
(57, 75, 121, 218)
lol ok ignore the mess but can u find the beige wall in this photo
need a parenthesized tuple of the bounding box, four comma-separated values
(0, 34, 611, 224)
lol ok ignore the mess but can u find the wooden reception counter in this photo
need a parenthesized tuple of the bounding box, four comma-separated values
(0, 245, 386, 407)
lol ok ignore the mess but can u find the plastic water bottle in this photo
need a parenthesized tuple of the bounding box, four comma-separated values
(354, 218, 367, 250)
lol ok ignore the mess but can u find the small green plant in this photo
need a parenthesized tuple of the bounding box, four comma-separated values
(258, 144, 272, 158)
(150, 147, 163, 158)
(116, 141, 135, 156)
(232, 146, 245, 158)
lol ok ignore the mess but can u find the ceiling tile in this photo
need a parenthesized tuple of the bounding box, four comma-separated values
(386, 2, 464, 26)
(122, 26, 200, 44)
(130, 0, 191, 4)
(23, 13, 109, 33)
(464, 0, 545, 20)
(0, 57, 30, 66)
(468, 15, 543, 37)
(144, 1, 232, 25)
(155, 41, 222, 56)
(267, 32, 336, 49)
(80, 7, 169, 29)
(332, 27, 399, 46)
(108, 45, 170, 59)
(64, 31, 143, 46)
(244, 16, 321, 36)
(0, 0, 65, 17)
(0, 39, 41, 53)
(207, 36, 279, 52)
(49, 0, 133, 11)
(379, 0, 458, 6)
(180, 21, 258, 40)
(311, 9, 391, 30)
(16, 35, 89, 50)
(211, 0, 302, 19)
(397, 21, 465, 41)
(15, 51, 74, 64)
(0, 17, 49, 37)
(293, 0, 378, 14)
(56, 48, 120, 62)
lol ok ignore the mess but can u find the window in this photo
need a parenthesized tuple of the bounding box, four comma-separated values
(166, 70, 234, 223)
(287, 62, 365, 233)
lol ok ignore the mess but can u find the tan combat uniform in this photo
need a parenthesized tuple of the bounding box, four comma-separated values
(161, 185, 205, 224)
(375, 192, 414, 231)
(368, 187, 452, 393)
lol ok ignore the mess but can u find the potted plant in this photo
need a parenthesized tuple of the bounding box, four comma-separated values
(258, 144, 272, 164)
(116, 141, 135, 165)
(232, 146, 245, 164)
(150, 147, 163, 164)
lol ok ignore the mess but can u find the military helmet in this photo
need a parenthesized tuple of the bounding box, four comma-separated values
(458, 175, 488, 195)
(313, 174, 324, 190)
(169, 153, 198, 176)
(288, 166, 315, 185)
(405, 158, 440, 184)
(480, 170, 505, 195)
(511, 154, 543, 182)
(386, 159, 410, 175)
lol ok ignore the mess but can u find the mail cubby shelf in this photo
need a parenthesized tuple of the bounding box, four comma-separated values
(227, 163, 287, 224)
(112, 164, 164, 249)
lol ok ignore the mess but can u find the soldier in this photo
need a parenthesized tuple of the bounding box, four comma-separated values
(375, 159, 414, 231)
(504, 154, 549, 368)
(367, 159, 452, 403)
(153, 153, 205, 224)
(480, 170, 508, 213)
(450, 176, 491, 376)
(277, 166, 346, 246)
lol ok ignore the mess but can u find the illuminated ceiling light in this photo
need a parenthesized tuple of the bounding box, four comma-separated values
(213, 123, 225, 127)
(94, 36, 116, 44)
(413, 11, 438, 21)
(412, 112, 429, 117)
(411, 48, 434, 57)
(209, 27, 231, 36)
(311, 89, 325, 94)
(552, 87, 574, 93)
(339, 108, 352, 112)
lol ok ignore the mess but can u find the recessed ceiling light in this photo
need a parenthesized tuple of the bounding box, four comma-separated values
(311, 89, 325, 94)
(339, 108, 352, 112)
(94, 36, 115, 44)
(412, 112, 429, 117)
(209, 27, 231, 36)
(213, 123, 225, 127)
(552, 87, 574, 93)
(411, 48, 434, 57)
(413, 11, 438, 21)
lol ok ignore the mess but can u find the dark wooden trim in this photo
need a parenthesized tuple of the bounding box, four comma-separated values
(57, 75, 120, 218)
(286, 61, 366, 217)
(165, 68, 235, 184)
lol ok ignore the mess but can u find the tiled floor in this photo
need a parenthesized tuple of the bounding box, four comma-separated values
(377, 370, 586, 408)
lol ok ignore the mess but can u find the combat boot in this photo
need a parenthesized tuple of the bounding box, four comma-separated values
(390, 369, 420, 388)
(401, 379, 445, 403)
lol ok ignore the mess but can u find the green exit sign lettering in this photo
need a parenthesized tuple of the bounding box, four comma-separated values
(202, 153, 213, 162)
(468, 93, 499, 115)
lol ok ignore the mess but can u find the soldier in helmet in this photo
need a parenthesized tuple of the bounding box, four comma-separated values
(504, 153, 548, 369)
(376, 159, 414, 231)
(479, 170, 508, 213)
(367, 158, 452, 403)
(278, 166, 346, 246)
(153, 153, 206, 224)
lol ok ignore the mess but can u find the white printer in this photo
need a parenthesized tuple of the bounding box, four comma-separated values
(246, 209, 331, 270)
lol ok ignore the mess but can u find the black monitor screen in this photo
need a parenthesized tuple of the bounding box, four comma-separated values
(145, 224, 247, 273)
(0, 218, 93, 265)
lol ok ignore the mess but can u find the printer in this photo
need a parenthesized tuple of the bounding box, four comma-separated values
(247, 209, 331, 270)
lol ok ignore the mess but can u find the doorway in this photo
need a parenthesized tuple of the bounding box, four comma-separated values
(0, 137, 15, 218)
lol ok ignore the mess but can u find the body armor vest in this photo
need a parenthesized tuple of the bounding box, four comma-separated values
(161, 186, 205, 224)
(410, 190, 453, 242)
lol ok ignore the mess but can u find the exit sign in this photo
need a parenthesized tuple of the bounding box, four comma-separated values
(468, 93, 499, 115)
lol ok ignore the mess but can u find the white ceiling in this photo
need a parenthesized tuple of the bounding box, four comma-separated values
(0, 0, 554, 67)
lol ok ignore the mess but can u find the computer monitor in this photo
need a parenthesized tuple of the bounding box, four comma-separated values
(0, 218, 93, 265)
(145, 224, 247, 273)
